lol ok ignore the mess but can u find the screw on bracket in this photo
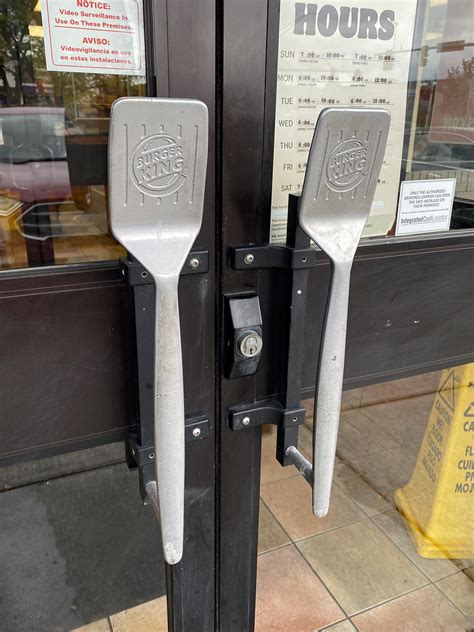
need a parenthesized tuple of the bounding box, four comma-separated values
(244, 253, 254, 265)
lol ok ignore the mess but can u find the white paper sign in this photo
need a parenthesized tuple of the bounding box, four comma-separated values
(270, 0, 418, 242)
(41, 0, 145, 76)
(395, 179, 456, 235)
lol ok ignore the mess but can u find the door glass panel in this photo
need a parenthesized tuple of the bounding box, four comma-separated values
(0, 0, 146, 269)
(270, 0, 474, 242)
(257, 365, 473, 629)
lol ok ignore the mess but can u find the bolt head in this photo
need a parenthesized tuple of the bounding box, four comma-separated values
(189, 257, 200, 269)
(244, 253, 254, 265)
(242, 416, 251, 426)
(192, 427, 201, 438)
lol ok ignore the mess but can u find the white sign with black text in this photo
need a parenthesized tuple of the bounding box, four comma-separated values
(41, 0, 145, 76)
(271, 0, 418, 242)
(396, 179, 456, 235)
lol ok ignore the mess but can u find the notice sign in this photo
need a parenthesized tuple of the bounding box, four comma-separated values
(396, 179, 455, 235)
(270, 0, 418, 242)
(42, 0, 145, 76)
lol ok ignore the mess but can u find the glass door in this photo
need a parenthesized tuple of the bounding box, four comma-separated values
(257, 368, 473, 630)
(219, 0, 473, 629)
(0, 0, 148, 268)
(0, 1, 217, 630)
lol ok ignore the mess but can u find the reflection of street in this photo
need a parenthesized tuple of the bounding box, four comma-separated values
(0, 186, 123, 268)
(15, 186, 109, 241)
(16, 201, 100, 241)
(0, 198, 23, 218)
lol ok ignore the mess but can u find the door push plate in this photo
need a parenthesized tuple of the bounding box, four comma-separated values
(224, 295, 263, 379)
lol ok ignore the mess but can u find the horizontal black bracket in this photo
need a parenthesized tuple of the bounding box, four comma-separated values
(230, 244, 316, 270)
(226, 195, 313, 470)
(127, 416, 209, 467)
(229, 400, 305, 431)
(120, 249, 209, 286)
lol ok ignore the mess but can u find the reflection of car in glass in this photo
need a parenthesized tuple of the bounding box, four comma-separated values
(64, 102, 111, 134)
(0, 107, 91, 212)
(404, 127, 474, 230)
(409, 128, 474, 176)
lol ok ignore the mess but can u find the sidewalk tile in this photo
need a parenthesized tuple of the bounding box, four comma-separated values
(436, 571, 474, 618)
(373, 510, 459, 581)
(352, 584, 471, 631)
(110, 597, 167, 632)
(258, 501, 291, 554)
(256, 545, 343, 631)
(261, 475, 364, 541)
(297, 520, 427, 615)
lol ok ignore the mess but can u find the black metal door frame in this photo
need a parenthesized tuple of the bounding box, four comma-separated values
(150, 1, 218, 629)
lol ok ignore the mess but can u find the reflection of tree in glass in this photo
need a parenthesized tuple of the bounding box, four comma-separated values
(0, 0, 35, 105)
(444, 57, 474, 101)
(0, 1, 145, 114)
(436, 57, 474, 135)
(447, 58, 473, 80)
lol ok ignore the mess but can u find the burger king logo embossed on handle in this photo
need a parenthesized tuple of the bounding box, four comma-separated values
(132, 134, 186, 197)
(326, 138, 367, 193)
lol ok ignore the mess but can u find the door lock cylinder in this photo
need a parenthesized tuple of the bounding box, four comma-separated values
(224, 295, 263, 378)
(237, 330, 263, 358)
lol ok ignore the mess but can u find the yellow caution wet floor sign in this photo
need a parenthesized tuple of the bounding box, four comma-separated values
(395, 363, 474, 558)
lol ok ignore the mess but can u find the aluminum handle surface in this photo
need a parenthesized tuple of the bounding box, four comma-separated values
(296, 107, 390, 518)
(312, 260, 352, 516)
(152, 274, 185, 565)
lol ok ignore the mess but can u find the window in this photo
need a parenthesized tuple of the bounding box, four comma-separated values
(270, 0, 473, 242)
(0, 0, 146, 269)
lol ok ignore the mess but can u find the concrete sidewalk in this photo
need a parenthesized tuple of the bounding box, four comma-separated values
(0, 460, 166, 631)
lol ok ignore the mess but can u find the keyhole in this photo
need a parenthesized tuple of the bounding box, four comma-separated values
(238, 331, 262, 358)
(246, 337, 257, 355)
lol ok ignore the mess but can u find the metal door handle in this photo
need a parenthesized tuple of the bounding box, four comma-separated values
(109, 97, 208, 564)
(146, 273, 186, 564)
(311, 258, 352, 515)
(286, 107, 390, 517)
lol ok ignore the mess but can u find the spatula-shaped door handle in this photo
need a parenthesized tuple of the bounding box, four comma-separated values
(312, 260, 352, 516)
(293, 108, 390, 517)
(150, 274, 186, 564)
(109, 98, 208, 565)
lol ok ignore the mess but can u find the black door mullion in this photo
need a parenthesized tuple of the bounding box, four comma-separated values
(218, 1, 271, 630)
(161, 0, 217, 629)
